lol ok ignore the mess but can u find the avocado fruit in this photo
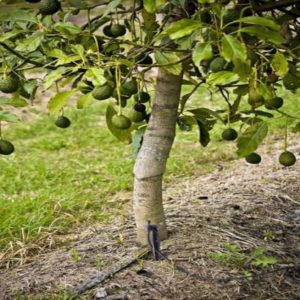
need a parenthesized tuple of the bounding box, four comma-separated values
(209, 57, 227, 73)
(0, 140, 15, 155)
(55, 116, 71, 128)
(265, 97, 283, 110)
(245, 152, 261, 164)
(133, 92, 150, 103)
(39, 0, 61, 15)
(111, 114, 132, 129)
(279, 151, 296, 166)
(222, 128, 238, 141)
(128, 109, 146, 123)
(92, 84, 113, 100)
(0, 74, 19, 93)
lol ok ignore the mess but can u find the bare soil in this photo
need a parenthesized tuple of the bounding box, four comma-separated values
(0, 137, 299, 300)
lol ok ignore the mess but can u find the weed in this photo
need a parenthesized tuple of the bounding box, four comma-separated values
(209, 243, 277, 271)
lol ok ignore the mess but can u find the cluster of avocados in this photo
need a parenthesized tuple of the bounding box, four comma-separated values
(220, 127, 296, 166)
(245, 151, 296, 167)
(90, 77, 150, 130)
(0, 1, 297, 169)
(0, 72, 17, 155)
(77, 62, 151, 130)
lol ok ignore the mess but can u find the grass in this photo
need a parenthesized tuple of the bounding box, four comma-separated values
(0, 86, 299, 265)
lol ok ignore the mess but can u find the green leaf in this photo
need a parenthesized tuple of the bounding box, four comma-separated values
(177, 115, 196, 131)
(21, 79, 38, 99)
(237, 16, 280, 31)
(237, 121, 268, 157)
(15, 32, 44, 52)
(179, 92, 193, 113)
(234, 60, 251, 82)
(192, 42, 213, 66)
(207, 71, 239, 86)
(160, 19, 202, 40)
(67, 0, 88, 9)
(154, 51, 182, 75)
(144, 0, 166, 13)
(100, 0, 122, 18)
(132, 125, 147, 159)
(190, 108, 223, 122)
(77, 92, 93, 109)
(106, 105, 132, 142)
(47, 49, 66, 59)
(177, 32, 196, 50)
(43, 67, 69, 90)
(198, 0, 215, 3)
(0, 111, 19, 123)
(241, 110, 274, 118)
(0, 97, 28, 108)
(56, 55, 81, 66)
(142, 9, 159, 42)
(233, 59, 251, 82)
(292, 122, 300, 133)
(71, 44, 85, 58)
(0, 9, 37, 23)
(84, 68, 106, 86)
(221, 35, 247, 62)
(251, 256, 277, 267)
(258, 82, 272, 101)
(196, 119, 210, 147)
(47, 90, 77, 115)
(0, 29, 24, 42)
(117, 58, 134, 68)
(271, 52, 289, 77)
(239, 26, 284, 45)
(54, 22, 81, 36)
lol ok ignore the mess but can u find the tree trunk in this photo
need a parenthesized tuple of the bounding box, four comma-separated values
(133, 69, 183, 245)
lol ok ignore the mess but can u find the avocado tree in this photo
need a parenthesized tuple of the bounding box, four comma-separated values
(0, 0, 299, 245)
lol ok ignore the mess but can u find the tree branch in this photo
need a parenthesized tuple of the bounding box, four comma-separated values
(254, 0, 300, 12)
(0, 41, 56, 70)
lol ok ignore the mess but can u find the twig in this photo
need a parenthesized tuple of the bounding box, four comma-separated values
(74, 246, 150, 295)
(206, 225, 258, 246)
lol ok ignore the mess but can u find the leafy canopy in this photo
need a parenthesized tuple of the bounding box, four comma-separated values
(0, 0, 299, 162)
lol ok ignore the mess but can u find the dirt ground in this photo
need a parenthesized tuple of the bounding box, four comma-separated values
(0, 136, 299, 300)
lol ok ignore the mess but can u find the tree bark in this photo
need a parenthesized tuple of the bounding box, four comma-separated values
(133, 69, 183, 245)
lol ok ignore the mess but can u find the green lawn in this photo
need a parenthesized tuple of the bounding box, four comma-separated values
(0, 86, 299, 261)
